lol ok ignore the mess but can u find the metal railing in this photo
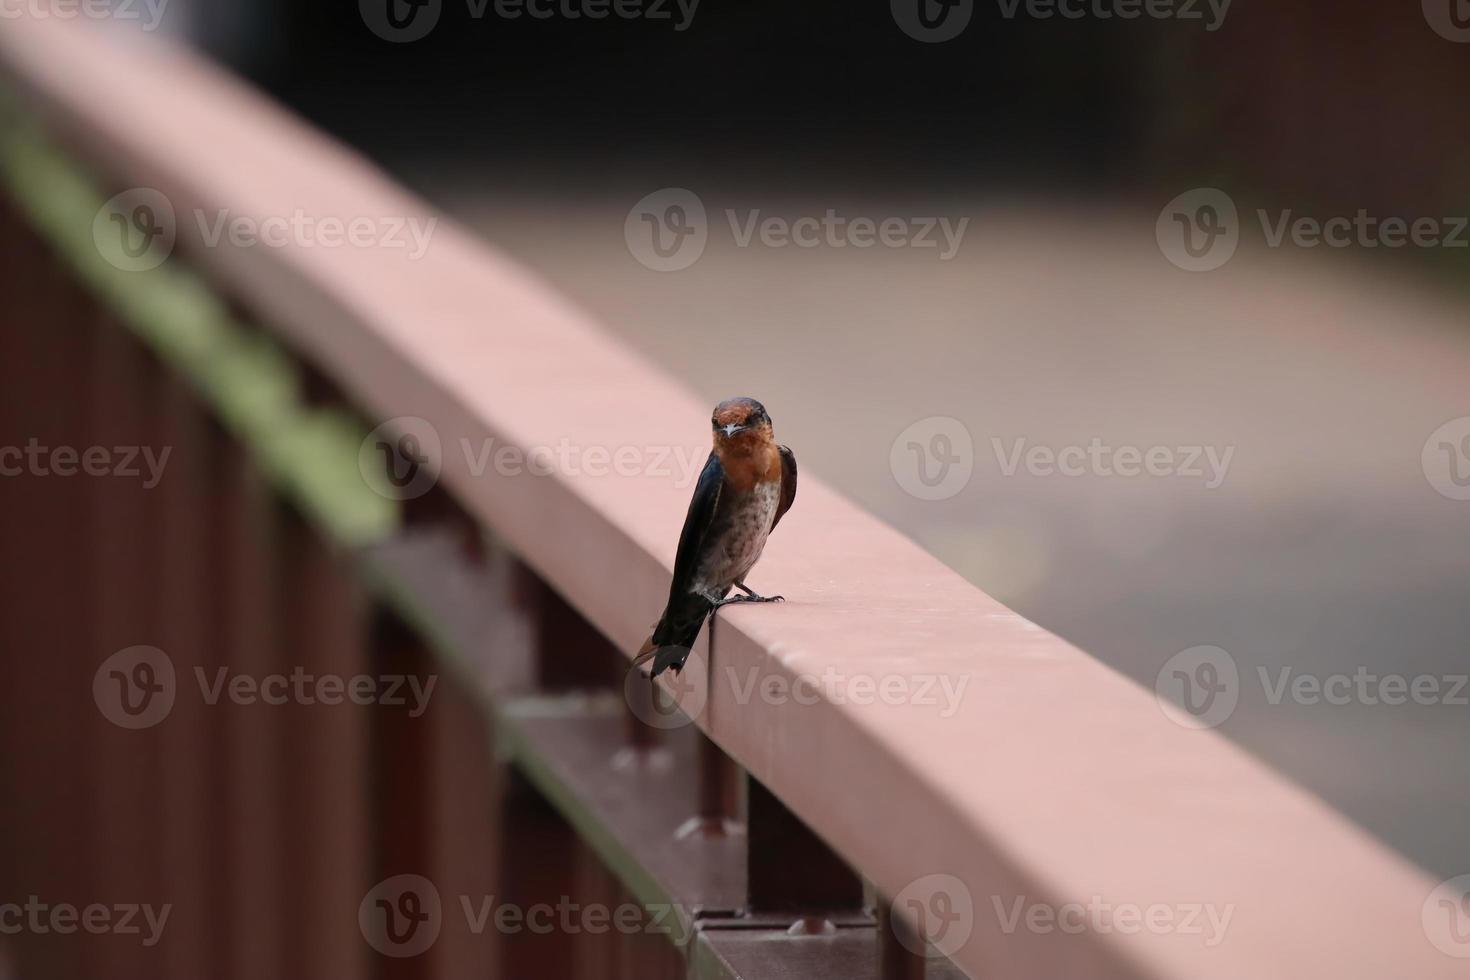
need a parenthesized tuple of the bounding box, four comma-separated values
(0, 15, 1457, 980)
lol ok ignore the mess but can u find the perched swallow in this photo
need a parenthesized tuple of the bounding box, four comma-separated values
(634, 397, 797, 678)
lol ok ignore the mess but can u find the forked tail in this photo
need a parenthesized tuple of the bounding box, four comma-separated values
(632, 594, 713, 678)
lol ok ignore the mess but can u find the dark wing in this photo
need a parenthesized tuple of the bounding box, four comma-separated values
(636, 452, 725, 665)
(666, 451, 724, 604)
(771, 445, 797, 531)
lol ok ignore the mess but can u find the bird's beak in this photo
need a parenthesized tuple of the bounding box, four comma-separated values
(721, 423, 745, 437)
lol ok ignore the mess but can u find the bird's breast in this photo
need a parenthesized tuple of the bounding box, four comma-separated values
(693, 480, 781, 595)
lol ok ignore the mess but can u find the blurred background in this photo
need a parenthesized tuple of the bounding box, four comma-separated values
(135, 0, 1470, 877)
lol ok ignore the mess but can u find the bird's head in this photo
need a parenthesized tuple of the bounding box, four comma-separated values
(711, 397, 773, 451)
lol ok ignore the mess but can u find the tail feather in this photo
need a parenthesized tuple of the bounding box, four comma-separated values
(650, 645, 691, 677)
(632, 596, 713, 678)
(632, 643, 693, 678)
(632, 632, 660, 669)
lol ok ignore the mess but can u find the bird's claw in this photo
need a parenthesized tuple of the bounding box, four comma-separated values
(712, 592, 784, 612)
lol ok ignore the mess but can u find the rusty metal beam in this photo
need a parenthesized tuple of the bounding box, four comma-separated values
(84, 320, 164, 980)
(0, 235, 95, 977)
(696, 928, 970, 980)
(278, 510, 370, 980)
(152, 371, 214, 980)
(216, 440, 286, 980)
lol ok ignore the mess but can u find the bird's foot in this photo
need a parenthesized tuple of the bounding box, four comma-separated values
(733, 582, 785, 603)
(711, 593, 784, 615)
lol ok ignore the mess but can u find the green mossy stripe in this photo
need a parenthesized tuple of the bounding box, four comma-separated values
(0, 106, 394, 546)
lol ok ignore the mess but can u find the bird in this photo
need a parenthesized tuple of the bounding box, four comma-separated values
(634, 397, 797, 678)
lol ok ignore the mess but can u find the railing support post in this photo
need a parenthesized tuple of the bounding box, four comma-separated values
(676, 733, 741, 839)
(745, 776, 864, 920)
(520, 565, 621, 691)
(878, 899, 929, 980)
